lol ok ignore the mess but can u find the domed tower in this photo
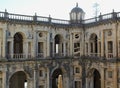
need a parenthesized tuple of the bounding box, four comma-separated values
(70, 3, 85, 23)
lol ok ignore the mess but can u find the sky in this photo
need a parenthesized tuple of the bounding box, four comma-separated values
(0, 0, 120, 20)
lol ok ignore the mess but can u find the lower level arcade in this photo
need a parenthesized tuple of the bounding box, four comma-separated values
(0, 58, 118, 88)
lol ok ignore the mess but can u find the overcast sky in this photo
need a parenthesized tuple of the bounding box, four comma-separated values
(0, 0, 120, 20)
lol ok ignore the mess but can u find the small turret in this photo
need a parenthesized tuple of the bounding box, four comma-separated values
(70, 3, 85, 23)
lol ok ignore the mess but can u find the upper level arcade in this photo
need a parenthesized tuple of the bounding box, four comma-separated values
(0, 6, 120, 61)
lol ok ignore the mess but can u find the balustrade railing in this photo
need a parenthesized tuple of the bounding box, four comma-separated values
(7, 54, 33, 60)
(107, 53, 113, 59)
(37, 53, 44, 58)
(117, 12, 120, 18)
(90, 53, 101, 57)
(0, 11, 120, 25)
(54, 53, 64, 57)
(8, 13, 33, 21)
(37, 16, 49, 22)
(84, 18, 97, 24)
(0, 12, 4, 18)
(102, 13, 113, 20)
(51, 18, 69, 24)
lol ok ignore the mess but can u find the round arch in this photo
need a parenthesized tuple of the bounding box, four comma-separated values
(9, 71, 28, 88)
(14, 32, 24, 54)
(54, 34, 64, 55)
(51, 68, 63, 88)
(89, 33, 98, 54)
(54, 34, 64, 44)
(13, 31, 27, 39)
(87, 68, 101, 88)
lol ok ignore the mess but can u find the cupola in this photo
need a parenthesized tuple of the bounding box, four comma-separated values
(70, 3, 85, 23)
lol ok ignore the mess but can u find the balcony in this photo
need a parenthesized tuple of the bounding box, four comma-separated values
(90, 53, 101, 57)
(7, 54, 33, 60)
(107, 53, 113, 59)
(36, 53, 44, 58)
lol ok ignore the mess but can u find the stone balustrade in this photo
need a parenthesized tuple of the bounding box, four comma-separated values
(0, 11, 120, 25)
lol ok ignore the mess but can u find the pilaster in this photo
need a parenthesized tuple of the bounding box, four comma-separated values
(101, 31, 104, 57)
(33, 31, 37, 58)
(47, 32, 50, 57)
(52, 39, 55, 57)
(63, 41, 66, 56)
(101, 67, 105, 88)
(0, 39, 1, 57)
(10, 38, 13, 58)
(2, 29, 6, 58)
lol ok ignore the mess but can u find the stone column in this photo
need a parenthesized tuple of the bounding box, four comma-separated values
(63, 41, 66, 56)
(0, 39, 1, 57)
(101, 31, 104, 57)
(3, 69, 8, 88)
(52, 39, 55, 57)
(90, 77, 94, 88)
(70, 33, 73, 56)
(25, 40, 28, 58)
(43, 42, 46, 58)
(2, 29, 6, 58)
(27, 78, 34, 88)
(93, 42, 95, 54)
(88, 41, 90, 56)
(47, 32, 50, 57)
(10, 39, 13, 58)
(97, 41, 100, 56)
(33, 31, 37, 58)
(46, 68, 50, 88)
(113, 65, 118, 88)
(101, 68, 105, 88)
(113, 26, 117, 57)
(86, 78, 88, 88)
(105, 39, 108, 58)
(34, 68, 38, 88)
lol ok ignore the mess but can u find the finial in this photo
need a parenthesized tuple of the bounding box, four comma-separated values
(35, 12, 37, 16)
(49, 14, 51, 18)
(76, 2, 78, 7)
(113, 9, 114, 13)
(5, 9, 7, 12)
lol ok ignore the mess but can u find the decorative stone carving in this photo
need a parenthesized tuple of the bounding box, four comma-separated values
(24, 66, 33, 78)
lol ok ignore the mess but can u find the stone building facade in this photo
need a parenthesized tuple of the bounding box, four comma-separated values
(0, 4, 120, 88)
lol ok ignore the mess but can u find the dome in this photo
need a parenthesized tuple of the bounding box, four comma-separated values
(71, 3, 84, 13)
(70, 3, 85, 23)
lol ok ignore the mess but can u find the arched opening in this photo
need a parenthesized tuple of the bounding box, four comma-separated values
(52, 68, 63, 88)
(9, 71, 27, 88)
(14, 33, 23, 54)
(88, 69, 101, 88)
(54, 34, 63, 56)
(89, 33, 98, 56)
(93, 69, 101, 88)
